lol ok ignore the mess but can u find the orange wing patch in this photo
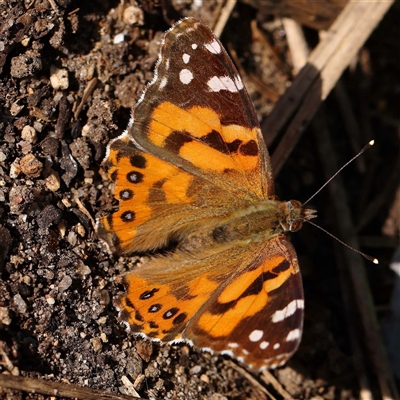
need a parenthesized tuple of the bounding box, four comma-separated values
(184, 236, 304, 369)
(144, 102, 266, 198)
(117, 265, 221, 341)
(98, 135, 195, 253)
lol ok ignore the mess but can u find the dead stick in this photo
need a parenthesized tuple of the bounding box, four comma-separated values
(0, 374, 141, 400)
(284, 19, 375, 399)
(264, 1, 393, 174)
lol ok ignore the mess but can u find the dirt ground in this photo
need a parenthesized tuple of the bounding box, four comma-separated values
(1, 1, 399, 399)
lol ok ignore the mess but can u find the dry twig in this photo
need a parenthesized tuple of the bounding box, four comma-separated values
(0, 374, 142, 399)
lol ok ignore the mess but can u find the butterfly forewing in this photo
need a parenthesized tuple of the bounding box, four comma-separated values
(132, 18, 274, 199)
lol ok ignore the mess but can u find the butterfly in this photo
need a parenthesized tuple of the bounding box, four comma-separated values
(98, 17, 316, 370)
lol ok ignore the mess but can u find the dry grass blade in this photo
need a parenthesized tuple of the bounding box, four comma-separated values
(262, 1, 394, 175)
(0, 374, 142, 399)
(210, 0, 237, 38)
(261, 369, 293, 400)
(224, 360, 276, 399)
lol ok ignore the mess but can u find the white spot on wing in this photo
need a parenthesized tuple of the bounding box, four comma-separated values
(205, 38, 221, 54)
(221, 349, 234, 357)
(182, 53, 190, 64)
(273, 343, 280, 350)
(249, 329, 263, 342)
(272, 299, 303, 323)
(286, 329, 301, 341)
(192, 43, 198, 50)
(179, 69, 193, 84)
(207, 76, 238, 92)
(165, 59, 170, 70)
(234, 75, 244, 90)
(260, 341, 269, 350)
(159, 77, 167, 89)
(297, 299, 304, 309)
(228, 342, 239, 348)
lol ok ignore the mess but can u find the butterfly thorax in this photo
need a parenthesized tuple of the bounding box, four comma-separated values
(178, 200, 316, 253)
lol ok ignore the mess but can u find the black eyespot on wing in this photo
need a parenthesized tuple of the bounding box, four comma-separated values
(139, 288, 160, 300)
(149, 321, 159, 329)
(127, 171, 144, 183)
(148, 304, 162, 313)
(130, 154, 147, 168)
(163, 307, 179, 319)
(173, 312, 187, 326)
(121, 210, 135, 222)
(120, 189, 134, 200)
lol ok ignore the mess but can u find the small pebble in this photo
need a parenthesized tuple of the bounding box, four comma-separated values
(33, 121, 43, 132)
(10, 158, 21, 179)
(123, 5, 144, 25)
(90, 337, 102, 352)
(18, 140, 32, 154)
(46, 296, 55, 305)
(58, 275, 72, 293)
(76, 261, 91, 276)
(50, 65, 69, 90)
(113, 33, 125, 44)
(10, 101, 24, 116)
(20, 154, 43, 178)
(0, 307, 12, 325)
(190, 365, 202, 375)
(13, 294, 27, 314)
(21, 125, 37, 143)
(76, 223, 85, 237)
(67, 231, 77, 246)
(45, 170, 61, 192)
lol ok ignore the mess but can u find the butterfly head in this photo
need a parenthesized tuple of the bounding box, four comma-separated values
(281, 200, 317, 233)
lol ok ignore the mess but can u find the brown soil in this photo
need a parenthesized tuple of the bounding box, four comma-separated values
(1, 1, 399, 399)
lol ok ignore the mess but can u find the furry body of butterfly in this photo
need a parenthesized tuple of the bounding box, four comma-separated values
(178, 200, 313, 253)
(99, 17, 316, 369)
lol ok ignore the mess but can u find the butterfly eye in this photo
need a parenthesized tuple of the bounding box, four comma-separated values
(289, 220, 303, 232)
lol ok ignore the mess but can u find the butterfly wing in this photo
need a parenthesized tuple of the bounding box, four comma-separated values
(98, 18, 275, 253)
(185, 235, 303, 369)
(98, 135, 265, 253)
(116, 234, 303, 369)
(132, 18, 274, 199)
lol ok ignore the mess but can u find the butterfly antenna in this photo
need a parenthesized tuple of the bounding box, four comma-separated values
(303, 140, 375, 206)
(305, 219, 378, 264)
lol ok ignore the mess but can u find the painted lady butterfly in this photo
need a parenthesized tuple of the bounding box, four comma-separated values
(98, 17, 316, 370)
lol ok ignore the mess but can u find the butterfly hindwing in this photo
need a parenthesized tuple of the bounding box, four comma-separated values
(116, 235, 303, 369)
